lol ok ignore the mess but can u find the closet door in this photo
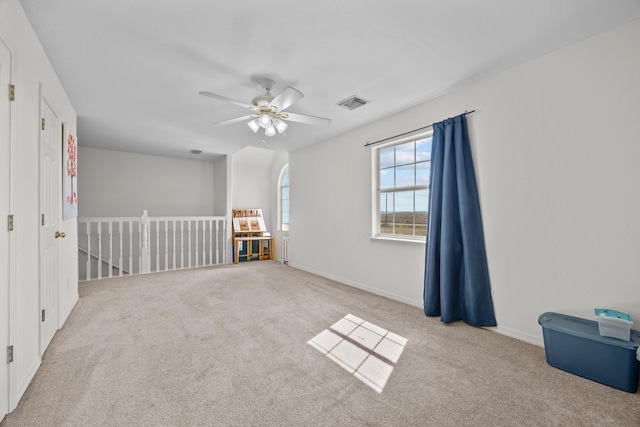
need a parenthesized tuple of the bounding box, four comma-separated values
(0, 36, 12, 420)
(39, 96, 61, 355)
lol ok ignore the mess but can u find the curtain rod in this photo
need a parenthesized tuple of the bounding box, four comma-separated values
(363, 110, 476, 147)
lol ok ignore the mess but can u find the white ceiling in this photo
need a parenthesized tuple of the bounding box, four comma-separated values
(18, 0, 640, 162)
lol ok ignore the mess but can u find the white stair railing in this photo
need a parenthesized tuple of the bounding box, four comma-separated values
(78, 211, 227, 281)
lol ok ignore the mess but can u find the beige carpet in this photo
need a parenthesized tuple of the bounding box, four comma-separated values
(2, 261, 639, 426)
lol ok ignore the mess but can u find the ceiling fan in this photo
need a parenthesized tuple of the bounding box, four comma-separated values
(199, 81, 331, 137)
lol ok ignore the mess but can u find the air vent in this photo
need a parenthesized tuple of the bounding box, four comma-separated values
(190, 149, 202, 155)
(337, 95, 369, 110)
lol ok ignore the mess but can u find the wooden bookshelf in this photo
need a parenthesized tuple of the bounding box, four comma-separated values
(232, 209, 274, 264)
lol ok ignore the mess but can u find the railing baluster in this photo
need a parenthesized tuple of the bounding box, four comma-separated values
(86, 222, 91, 280)
(128, 221, 133, 275)
(164, 220, 169, 272)
(202, 220, 206, 266)
(108, 222, 113, 278)
(118, 221, 123, 276)
(209, 219, 213, 265)
(155, 220, 160, 273)
(201, 220, 206, 266)
(138, 220, 142, 274)
(196, 220, 205, 267)
(188, 221, 192, 268)
(180, 221, 185, 269)
(215, 220, 219, 265)
(97, 222, 103, 279)
(172, 220, 176, 271)
(140, 211, 150, 274)
(222, 221, 226, 264)
(194, 220, 199, 267)
(78, 214, 227, 280)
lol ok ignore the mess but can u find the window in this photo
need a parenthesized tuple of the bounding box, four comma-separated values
(374, 133, 432, 239)
(278, 164, 289, 231)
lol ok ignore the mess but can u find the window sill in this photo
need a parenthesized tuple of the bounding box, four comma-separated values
(369, 235, 426, 244)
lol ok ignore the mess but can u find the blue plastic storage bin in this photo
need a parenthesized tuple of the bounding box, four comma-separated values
(236, 239, 260, 262)
(538, 312, 640, 393)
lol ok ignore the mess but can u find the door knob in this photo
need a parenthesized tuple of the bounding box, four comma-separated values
(55, 231, 66, 239)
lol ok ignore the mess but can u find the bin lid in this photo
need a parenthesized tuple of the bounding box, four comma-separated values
(594, 308, 632, 324)
(538, 312, 640, 350)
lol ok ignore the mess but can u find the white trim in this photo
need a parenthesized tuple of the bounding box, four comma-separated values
(16, 356, 40, 407)
(490, 325, 543, 347)
(8, 46, 17, 410)
(368, 235, 425, 244)
(225, 156, 233, 264)
(0, 25, 19, 413)
(59, 293, 79, 327)
(292, 263, 546, 348)
(289, 263, 423, 308)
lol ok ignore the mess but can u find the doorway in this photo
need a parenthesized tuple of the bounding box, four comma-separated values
(39, 96, 61, 355)
(0, 35, 12, 420)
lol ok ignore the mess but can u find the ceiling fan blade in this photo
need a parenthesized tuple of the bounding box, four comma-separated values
(284, 112, 331, 127)
(199, 91, 253, 110)
(269, 87, 304, 112)
(215, 115, 255, 125)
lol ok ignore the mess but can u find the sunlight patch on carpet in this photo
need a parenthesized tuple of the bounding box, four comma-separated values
(308, 314, 408, 393)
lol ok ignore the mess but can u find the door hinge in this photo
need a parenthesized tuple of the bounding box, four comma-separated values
(41, 117, 45, 131)
(7, 214, 13, 231)
(41, 214, 45, 226)
(42, 309, 46, 322)
(9, 84, 15, 101)
(7, 345, 13, 364)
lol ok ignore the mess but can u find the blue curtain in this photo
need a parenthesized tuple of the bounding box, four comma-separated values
(424, 114, 496, 327)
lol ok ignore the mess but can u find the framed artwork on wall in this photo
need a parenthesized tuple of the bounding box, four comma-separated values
(62, 122, 78, 220)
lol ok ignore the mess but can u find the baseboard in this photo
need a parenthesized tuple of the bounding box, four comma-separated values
(60, 293, 79, 328)
(16, 356, 41, 409)
(12, 294, 79, 412)
(490, 325, 543, 347)
(288, 263, 423, 308)
(288, 263, 546, 348)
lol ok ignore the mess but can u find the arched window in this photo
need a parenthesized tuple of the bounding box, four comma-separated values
(278, 164, 289, 231)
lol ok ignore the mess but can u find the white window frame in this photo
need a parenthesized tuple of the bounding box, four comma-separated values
(371, 130, 432, 242)
(277, 164, 289, 231)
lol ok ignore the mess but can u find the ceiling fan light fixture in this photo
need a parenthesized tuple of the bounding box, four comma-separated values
(258, 113, 272, 128)
(265, 124, 277, 137)
(200, 85, 331, 137)
(273, 118, 288, 133)
(247, 118, 260, 133)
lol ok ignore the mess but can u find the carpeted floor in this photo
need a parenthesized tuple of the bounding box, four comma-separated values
(2, 261, 639, 426)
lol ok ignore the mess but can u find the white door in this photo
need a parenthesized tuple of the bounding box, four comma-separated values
(40, 97, 60, 355)
(0, 37, 12, 420)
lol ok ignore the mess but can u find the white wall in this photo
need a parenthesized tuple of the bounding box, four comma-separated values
(213, 155, 233, 262)
(290, 19, 640, 345)
(231, 147, 276, 226)
(78, 147, 215, 217)
(213, 155, 228, 217)
(0, 0, 78, 410)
